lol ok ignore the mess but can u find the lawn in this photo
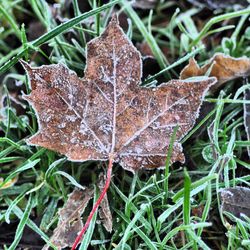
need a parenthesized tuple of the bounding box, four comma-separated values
(0, 0, 250, 249)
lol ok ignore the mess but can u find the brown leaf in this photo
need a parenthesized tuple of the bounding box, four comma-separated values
(137, 42, 155, 58)
(180, 53, 250, 88)
(220, 187, 250, 219)
(22, 16, 216, 172)
(43, 176, 112, 249)
(98, 173, 112, 232)
(43, 188, 94, 250)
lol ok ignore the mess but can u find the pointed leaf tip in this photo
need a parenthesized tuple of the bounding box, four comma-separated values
(110, 13, 119, 25)
(20, 60, 32, 71)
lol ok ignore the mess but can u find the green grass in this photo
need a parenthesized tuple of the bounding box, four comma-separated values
(1, 0, 250, 249)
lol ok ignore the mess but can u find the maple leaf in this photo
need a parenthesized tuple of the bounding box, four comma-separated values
(180, 53, 250, 87)
(22, 16, 216, 248)
(22, 16, 215, 172)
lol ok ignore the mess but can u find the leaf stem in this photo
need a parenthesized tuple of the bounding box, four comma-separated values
(71, 155, 113, 250)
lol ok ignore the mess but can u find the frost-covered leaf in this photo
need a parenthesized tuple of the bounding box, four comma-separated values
(42, 188, 94, 250)
(22, 16, 216, 172)
(180, 53, 250, 89)
(220, 187, 250, 219)
(98, 173, 112, 232)
(43, 180, 112, 249)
